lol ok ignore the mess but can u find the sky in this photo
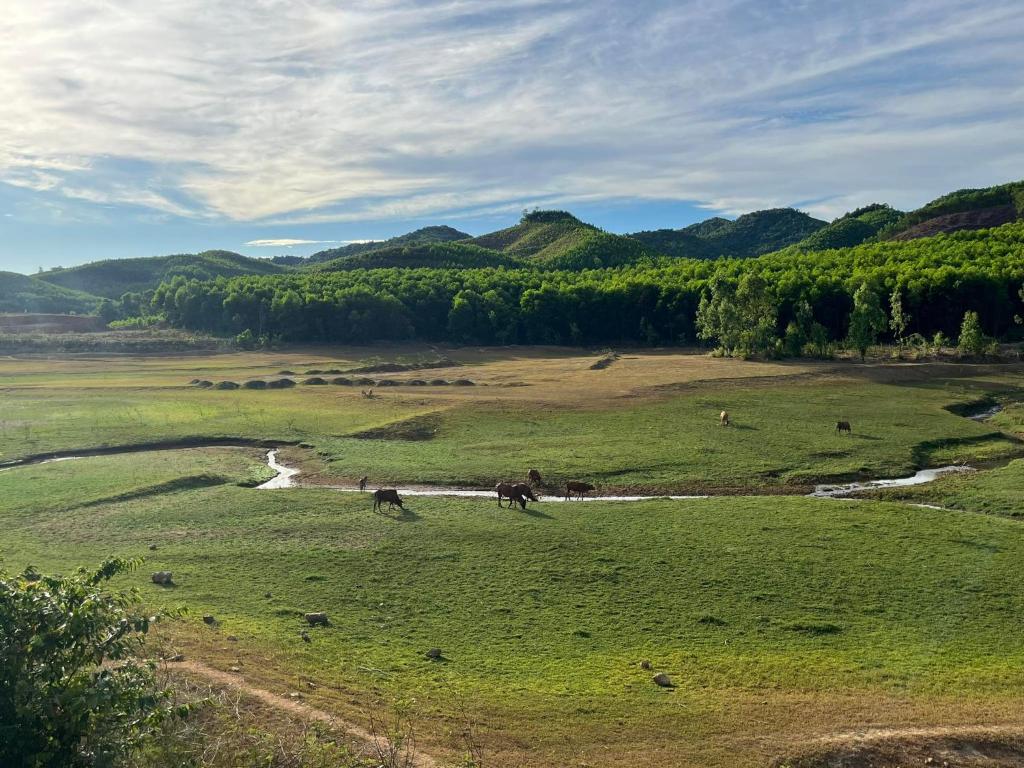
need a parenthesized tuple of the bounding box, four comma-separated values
(1, 0, 1023, 274)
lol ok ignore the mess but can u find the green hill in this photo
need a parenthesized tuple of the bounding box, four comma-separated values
(878, 180, 1024, 241)
(470, 210, 653, 269)
(0, 271, 101, 314)
(629, 209, 827, 259)
(315, 241, 521, 271)
(795, 204, 905, 251)
(307, 226, 471, 264)
(37, 250, 285, 299)
(627, 228, 719, 259)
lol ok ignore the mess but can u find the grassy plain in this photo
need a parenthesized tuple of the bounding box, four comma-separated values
(1, 346, 1023, 766)
(1, 347, 1022, 492)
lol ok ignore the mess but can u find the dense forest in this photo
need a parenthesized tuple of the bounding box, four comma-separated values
(146, 223, 1024, 352)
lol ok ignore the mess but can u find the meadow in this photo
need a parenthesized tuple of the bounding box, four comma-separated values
(1, 346, 1023, 767)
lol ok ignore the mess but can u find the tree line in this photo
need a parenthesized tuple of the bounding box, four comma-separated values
(130, 223, 1024, 354)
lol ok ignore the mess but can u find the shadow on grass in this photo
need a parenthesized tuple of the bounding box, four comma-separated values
(520, 505, 553, 519)
(375, 506, 421, 522)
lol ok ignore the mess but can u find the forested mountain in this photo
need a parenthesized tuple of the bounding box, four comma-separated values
(314, 241, 521, 271)
(879, 181, 1024, 240)
(305, 225, 471, 264)
(629, 208, 827, 259)
(469, 210, 653, 268)
(36, 250, 285, 299)
(151, 221, 1024, 348)
(794, 204, 905, 251)
(0, 271, 101, 314)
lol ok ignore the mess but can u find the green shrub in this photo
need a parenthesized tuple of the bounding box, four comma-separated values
(0, 559, 179, 768)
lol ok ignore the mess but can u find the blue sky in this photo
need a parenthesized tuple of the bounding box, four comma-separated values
(2, 0, 1023, 274)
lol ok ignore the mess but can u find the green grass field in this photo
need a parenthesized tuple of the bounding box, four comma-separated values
(3, 448, 1024, 766)
(1, 348, 1023, 767)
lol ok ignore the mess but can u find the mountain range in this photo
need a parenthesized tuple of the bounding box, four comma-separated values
(3, 179, 1022, 314)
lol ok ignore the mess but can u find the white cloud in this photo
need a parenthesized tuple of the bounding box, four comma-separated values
(0, 0, 1021, 225)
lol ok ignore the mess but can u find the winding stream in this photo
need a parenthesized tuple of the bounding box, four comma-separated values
(254, 449, 971, 502)
(2, 397, 1007, 502)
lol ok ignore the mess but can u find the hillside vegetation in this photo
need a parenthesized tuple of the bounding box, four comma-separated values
(306, 225, 470, 264)
(153, 221, 1024, 346)
(37, 250, 285, 299)
(794, 204, 905, 250)
(630, 208, 827, 258)
(470, 210, 654, 268)
(0, 271, 101, 314)
(880, 180, 1024, 240)
(314, 241, 521, 271)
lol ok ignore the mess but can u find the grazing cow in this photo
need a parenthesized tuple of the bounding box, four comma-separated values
(358, 476, 368, 491)
(528, 469, 543, 486)
(836, 420, 852, 434)
(565, 481, 595, 500)
(495, 482, 525, 509)
(720, 410, 730, 426)
(372, 488, 404, 512)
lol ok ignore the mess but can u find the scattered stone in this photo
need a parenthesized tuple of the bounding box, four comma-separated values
(300, 631, 311, 643)
(229, 666, 241, 673)
(306, 681, 316, 689)
(304, 612, 329, 626)
(640, 659, 652, 670)
(653, 673, 674, 688)
(425, 647, 443, 660)
(148, 544, 158, 551)
(151, 571, 173, 585)
(202, 615, 216, 625)
(264, 591, 272, 598)
(166, 654, 185, 662)
(289, 692, 302, 700)
(227, 635, 238, 642)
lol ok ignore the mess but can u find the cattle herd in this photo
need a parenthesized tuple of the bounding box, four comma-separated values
(367, 412, 852, 511)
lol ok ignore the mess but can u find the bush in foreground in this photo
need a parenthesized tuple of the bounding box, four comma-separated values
(0, 558, 178, 768)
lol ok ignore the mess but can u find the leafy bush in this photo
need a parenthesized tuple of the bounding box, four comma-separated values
(0, 558, 178, 768)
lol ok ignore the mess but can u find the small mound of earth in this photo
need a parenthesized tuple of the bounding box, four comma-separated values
(775, 731, 1024, 768)
(352, 414, 441, 441)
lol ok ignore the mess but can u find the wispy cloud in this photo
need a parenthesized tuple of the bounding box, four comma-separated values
(1, 0, 1022, 227)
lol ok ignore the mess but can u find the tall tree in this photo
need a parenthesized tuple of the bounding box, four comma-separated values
(889, 285, 910, 353)
(846, 283, 887, 361)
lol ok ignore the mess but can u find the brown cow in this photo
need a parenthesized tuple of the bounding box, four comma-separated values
(372, 488, 403, 512)
(496, 482, 526, 509)
(720, 410, 730, 426)
(358, 476, 368, 491)
(565, 481, 595, 500)
(528, 469, 543, 486)
(836, 420, 852, 434)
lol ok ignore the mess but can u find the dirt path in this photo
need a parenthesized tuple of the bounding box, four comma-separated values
(811, 723, 1024, 745)
(171, 659, 440, 768)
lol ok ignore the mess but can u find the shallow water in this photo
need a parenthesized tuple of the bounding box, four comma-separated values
(260, 452, 967, 503)
(808, 465, 973, 498)
(256, 449, 300, 489)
